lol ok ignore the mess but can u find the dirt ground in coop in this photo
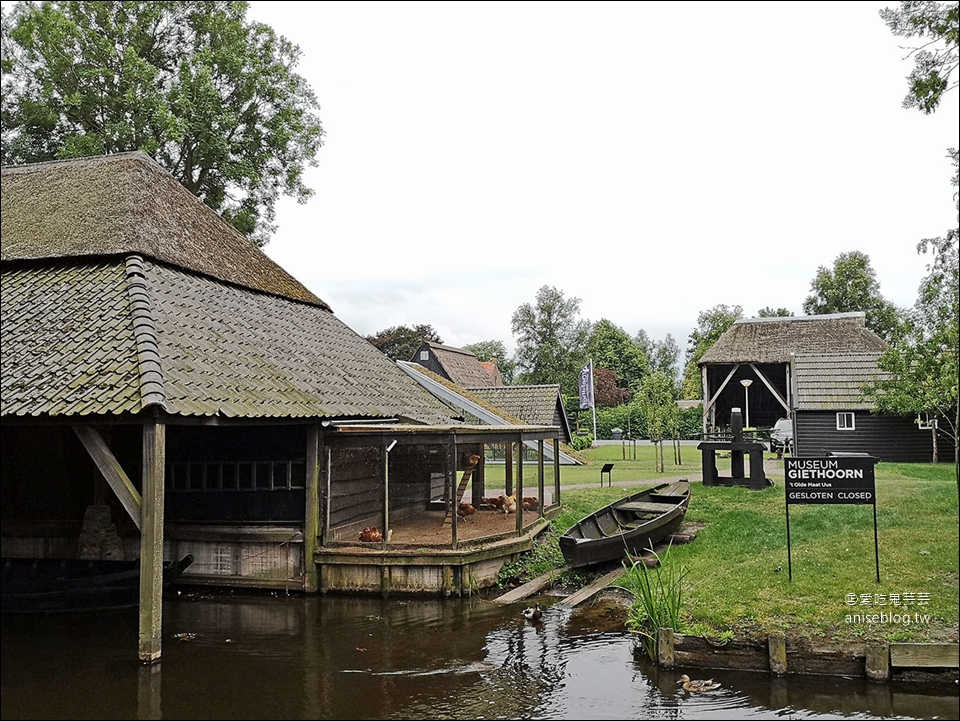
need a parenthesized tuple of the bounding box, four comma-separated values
(345, 504, 546, 549)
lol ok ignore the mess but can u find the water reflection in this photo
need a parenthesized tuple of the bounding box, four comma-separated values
(1, 592, 956, 720)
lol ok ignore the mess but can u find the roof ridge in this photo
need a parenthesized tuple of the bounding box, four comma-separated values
(124, 255, 168, 411)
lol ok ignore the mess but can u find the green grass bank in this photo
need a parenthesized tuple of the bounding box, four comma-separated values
(499, 446, 959, 646)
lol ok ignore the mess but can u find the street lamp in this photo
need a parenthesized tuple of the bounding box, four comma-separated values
(740, 379, 753, 429)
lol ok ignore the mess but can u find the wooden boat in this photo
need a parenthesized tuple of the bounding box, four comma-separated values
(559, 479, 690, 568)
(1, 554, 194, 614)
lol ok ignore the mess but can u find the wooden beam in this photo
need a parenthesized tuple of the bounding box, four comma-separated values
(890, 642, 959, 668)
(748, 363, 789, 414)
(303, 424, 321, 593)
(73, 425, 142, 530)
(139, 421, 165, 663)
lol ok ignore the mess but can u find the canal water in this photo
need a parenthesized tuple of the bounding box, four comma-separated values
(2, 591, 957, 720)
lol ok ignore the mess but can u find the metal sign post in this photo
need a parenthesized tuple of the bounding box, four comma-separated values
(784, 455, 879, 582)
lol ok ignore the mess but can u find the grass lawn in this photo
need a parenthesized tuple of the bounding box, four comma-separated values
(500, 446, 960, 645)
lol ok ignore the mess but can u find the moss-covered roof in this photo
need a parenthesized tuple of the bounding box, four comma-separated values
(1, 256, 461, 422)
(1, 152, 329, 308)
(699, 313, 888, 365)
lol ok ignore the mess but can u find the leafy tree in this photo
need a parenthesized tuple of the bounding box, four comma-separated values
(879, 1, 959, 115)
(802, 250, 905, 343)
(585, 319, 649, 400)
(594, 367, 630, 408)
(463, 340, 517, 385)
(680, 304, 743, 400)
(635, 371, 679, 472)
(510, 285, 591, 394)
(865, 149, 959, 468)
(650, 333, 681, 384)
(636, 329, 680, 385)
(1, 1, 324, 246)
(757, 307, 794, 317)
(367, 324, 442, 361)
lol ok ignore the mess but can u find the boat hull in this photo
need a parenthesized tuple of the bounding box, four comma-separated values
(559, 480, 690, 568)
(1, 554, 194, 614)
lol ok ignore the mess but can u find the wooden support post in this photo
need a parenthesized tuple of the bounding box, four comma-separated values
(303, 424, 321, 593)
(505, 442, 513, 497)
(768, 634, 787, 675)
(553, 438, 561, 507)
(139, 421, 165, 663)
(537, 439, 545, 519)
(865, 642, 890, 681)
(73, 425, 142, 529)
(515, 436, 523, 536)
(657, 627, 675, 668)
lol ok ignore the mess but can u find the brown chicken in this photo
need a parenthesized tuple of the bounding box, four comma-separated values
(483, 496, 504, 511)
(358, 527, 383, 543)
(457, 503, 477, 521)
(466, 454, 481, 467)
(521, 496, 539, 511)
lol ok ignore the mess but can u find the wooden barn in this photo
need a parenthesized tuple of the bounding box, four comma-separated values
(698, 313, 942, 462)
(1, 152, 563, 659)
(410, 341, 502, 387)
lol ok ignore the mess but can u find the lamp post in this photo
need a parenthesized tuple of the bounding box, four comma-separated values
(740, 379, 753, 429)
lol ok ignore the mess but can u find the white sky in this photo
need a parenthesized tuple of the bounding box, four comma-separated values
(248, 0, 959, 358)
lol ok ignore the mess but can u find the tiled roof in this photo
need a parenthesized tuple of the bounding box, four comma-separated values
(1, 256, 462, 423)
(423, 342, 496, 388)
(1, 152, 328, 309)
(1, 260, 144, 416)
(793, 353, 888, 411)
(700, 313, 888, 365)
(467, 385, 563, 426)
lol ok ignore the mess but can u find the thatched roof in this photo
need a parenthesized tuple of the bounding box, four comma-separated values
(699, 313, 888, 365)
(1, 152, 328, 308)
(1, 153, 460, 423)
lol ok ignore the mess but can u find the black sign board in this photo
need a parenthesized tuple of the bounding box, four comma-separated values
(784, 455, 880, 582)
(784, 456, 876, 505)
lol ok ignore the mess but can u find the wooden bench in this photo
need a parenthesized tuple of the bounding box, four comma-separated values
(619, 501, 672, 513)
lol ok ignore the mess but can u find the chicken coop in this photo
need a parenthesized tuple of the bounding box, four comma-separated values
(315, 423, 564, 596)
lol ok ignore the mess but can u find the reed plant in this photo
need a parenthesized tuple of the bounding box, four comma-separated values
(616, 546, 689, 661)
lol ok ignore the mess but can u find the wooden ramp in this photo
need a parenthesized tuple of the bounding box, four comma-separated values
(491, 569, 559, 604)
(557, 566, 624, 608)
(442, 466, 476, 525)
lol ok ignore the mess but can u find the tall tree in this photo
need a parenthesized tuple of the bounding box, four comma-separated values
(463, 340, 517, 385)
(802, 251, 904, 343)
(1, 1, 324, 246)
(757, 307, 794, 317)
(510, 285, 591, 394)
(880, 1, 959, 115)
(585, 319, 649, 401)
(635, 329, 680, 385)
(366, 324, 442, 362)
(593, 367, 630, 408)
(680, 304, 743, 400)
(865, 149, 959, 468)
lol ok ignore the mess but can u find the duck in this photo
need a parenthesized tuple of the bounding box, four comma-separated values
(521, 602, 542, 623)
(678, 674, 721, 692)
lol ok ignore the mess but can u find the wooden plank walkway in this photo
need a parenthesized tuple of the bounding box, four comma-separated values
(491, 569, 560, 604)
(557, 566, 624, 607)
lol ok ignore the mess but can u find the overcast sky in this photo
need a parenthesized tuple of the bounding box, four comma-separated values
(247, 1, 959, 358)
